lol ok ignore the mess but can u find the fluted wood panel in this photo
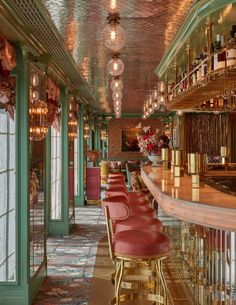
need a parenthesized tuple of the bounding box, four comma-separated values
(185, 113, 230, 156)
(230, 113, 236, 162)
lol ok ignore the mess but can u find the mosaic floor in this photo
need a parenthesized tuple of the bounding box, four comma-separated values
(33, 206, 106, 305)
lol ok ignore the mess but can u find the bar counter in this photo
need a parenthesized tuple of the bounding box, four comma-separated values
(141, 166, 236, 231)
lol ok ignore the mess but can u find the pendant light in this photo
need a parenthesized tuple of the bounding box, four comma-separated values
(110, 77, 123, 92)
(107, 55, 124, 77)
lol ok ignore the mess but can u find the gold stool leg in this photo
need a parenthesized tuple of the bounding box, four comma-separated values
(115, 259, 124, 305)
(156, 259, 168, 305)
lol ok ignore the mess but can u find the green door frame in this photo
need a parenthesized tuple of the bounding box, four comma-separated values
(45, 87, 72, 235)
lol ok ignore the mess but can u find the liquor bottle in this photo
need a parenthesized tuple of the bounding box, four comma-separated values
(213, 34, 222, 70)
(227, 25, 236, 67)
(213, 96, 219, 108)
(209, 98, 214, 108)
(218, 95, 224, 108)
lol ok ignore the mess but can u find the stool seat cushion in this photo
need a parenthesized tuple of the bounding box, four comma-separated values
(113, 229, 170, 257)
(115, 216, 162, 233)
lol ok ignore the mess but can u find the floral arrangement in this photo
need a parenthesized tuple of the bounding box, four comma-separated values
(86, 149, 101, 161)
(137, 126, 170, 157)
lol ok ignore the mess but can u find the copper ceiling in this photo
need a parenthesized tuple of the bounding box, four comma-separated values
(42, 0, 195, 114)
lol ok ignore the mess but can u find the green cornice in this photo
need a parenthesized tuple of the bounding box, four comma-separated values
(156, 0, 236, 78)
(102, 112, 175, 118)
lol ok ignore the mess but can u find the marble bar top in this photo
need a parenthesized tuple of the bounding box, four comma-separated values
(141, 166, 236, 231)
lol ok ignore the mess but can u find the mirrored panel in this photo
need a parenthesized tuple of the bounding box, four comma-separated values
(51, 126, 62, 219)
(0, 99, 16, 282)
(74, 136, 78, 197)
(29, 64, 46, 278)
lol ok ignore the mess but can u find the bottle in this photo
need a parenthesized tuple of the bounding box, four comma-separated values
(209, 98, 214, 108)
(227, 25, 236, 67)
(218, 95, 224, 108)
(213, 34, 221, 70)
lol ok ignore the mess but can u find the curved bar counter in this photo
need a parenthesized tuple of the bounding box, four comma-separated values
(141, 166, 236, 231)
(142, 166, 236, 304)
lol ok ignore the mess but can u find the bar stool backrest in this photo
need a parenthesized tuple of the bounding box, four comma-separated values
(102, 196, 130, 260)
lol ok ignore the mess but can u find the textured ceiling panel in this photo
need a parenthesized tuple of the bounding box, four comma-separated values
(41, 0, 195, 114)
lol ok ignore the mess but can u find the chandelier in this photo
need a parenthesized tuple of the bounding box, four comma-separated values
(29, 65, 49, 141)
(29, 100, 48, 141)
(68, 97, 78, 141)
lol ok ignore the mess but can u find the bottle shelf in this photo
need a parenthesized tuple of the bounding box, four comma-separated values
(167, 55, 236, 111)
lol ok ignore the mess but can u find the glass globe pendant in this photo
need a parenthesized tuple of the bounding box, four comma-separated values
(110, 78, 123, 92)
(158, 95, 166, 106)
(112, 91, 122, 101)
(107, 56, 124, 77)
(113, 99, 122, 106)
(101, 21, 125, 53)
(105, 0, 123, 14)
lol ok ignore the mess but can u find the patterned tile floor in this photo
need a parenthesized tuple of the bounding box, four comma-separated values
(33, 206, 106, 305)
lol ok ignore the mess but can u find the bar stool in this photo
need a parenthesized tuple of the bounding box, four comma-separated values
(102, 199, 170, 305)
(103, 195, 156, 217)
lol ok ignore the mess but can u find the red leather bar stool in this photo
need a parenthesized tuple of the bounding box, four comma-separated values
(102, 199, 170, 305)
(108, 176, 126, 183)
(103, 195, 156, 218)
(102, 196, 162, 234)
(108, 173, 125, 179)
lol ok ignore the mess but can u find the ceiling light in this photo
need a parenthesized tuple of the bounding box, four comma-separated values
(107, 56, 124, 77)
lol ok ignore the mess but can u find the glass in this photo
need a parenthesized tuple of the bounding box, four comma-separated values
(74, 137, 78, 197)
(164, 219, 236, 305)
(29, 139, 46, 277)
(50, 126, 62, 219)
(0, 109, 16, 282)
(29, 64, 46, 278)
(69, 141, 75, 221)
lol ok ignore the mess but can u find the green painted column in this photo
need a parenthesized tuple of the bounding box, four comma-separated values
(75, 103, 85, 206)
(88, 115, 93, 150)
(46, 88, 71, 235)
(61, 87, 71, 234)
(94, 122, 101, 151)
